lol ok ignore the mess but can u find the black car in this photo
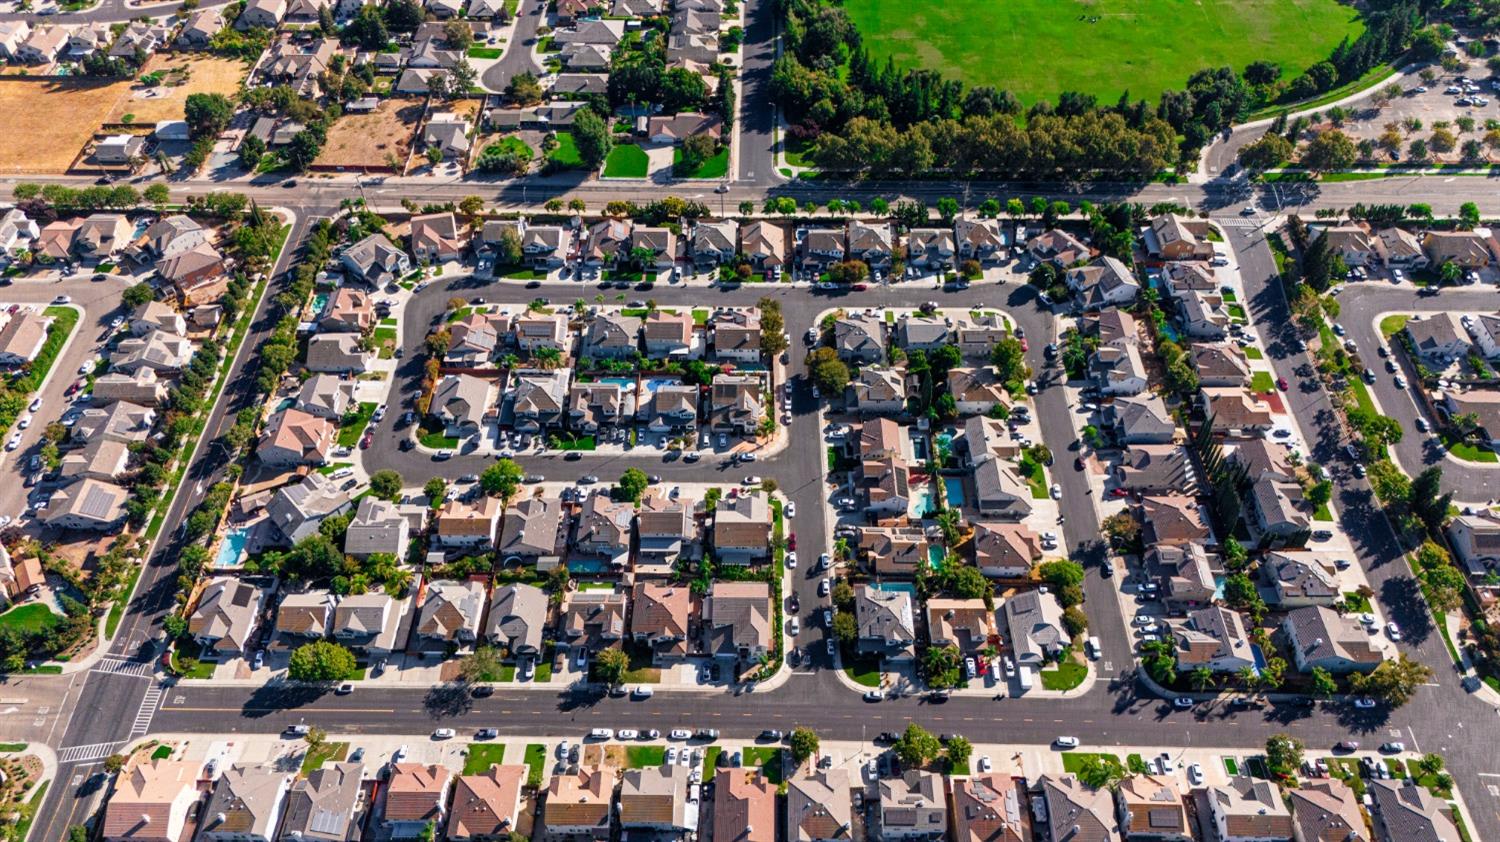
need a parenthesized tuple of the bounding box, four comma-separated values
(471, 685, 493, 697)
(565, 451, 583, 461)
(399, 438, 415, 451)
(758, 729, 784, 741)
(875, 731, 899, 744)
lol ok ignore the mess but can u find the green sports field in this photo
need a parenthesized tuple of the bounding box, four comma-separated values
(842, 0, 1365, 106)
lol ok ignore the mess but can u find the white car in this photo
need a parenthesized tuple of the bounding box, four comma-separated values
(1353, 697, 1378, 709)
(665, 746, 679, 764)
(785, 502, 796, 518)
(669, 729, 692, 740)
(784, 551, 797, 569)
(742, 476, 761, 486)
(587, 728, 613, 740)
(16, 415, 29, 430)
(433, 728, 456, 739)
(27, 397, 40, 412)
(787, 617, 800, 636)
(1055, 736, 1079, 748)
(1386, 622, 1402, 641)
(619, 727, 640, 740)
(1188, 763, 1204, 785)
(5, 433, 20, 451)
(863, 689, 884, 701)
(1049, 483, 1061, 500)
(977, 755, 992, 772)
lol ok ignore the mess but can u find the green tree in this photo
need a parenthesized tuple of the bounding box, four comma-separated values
(1459, 201, 1481, 230)
(1346, 654, 1433, 707)
(287, 640, 357, 681)
(572, 108, 612, 169)
(831, 610, 857, 645)
(143, 183, 170, 206)
(1264, 734, 1304, 781)
(788, 727, 819, 763)
(346, 4, 390, 49)
(104, 754, 128, 774)
(616, 468, 649, 502)
(424, 477, 448, 509)
(122, 283, 155, 308)
(920, 643, 962, 689)
(481, 459, 523, 499)
(1076, 755, 1124, 790)
(593, 647, 629, 686)
(806, 347, 851, 395)
(369, 469, 403, 501)
(894, 723, 942, 767)
(443, 18, 473, 49)
(758, 298, 788, 356)
(1300, 128, 1357, 173)
(989, 337, 1029, 385)
(458, 646, 503, 683)
(1310, 666, 1337, 698)
(944, 736, 972, 771)
(1189, 666, 1216, 691)
(303, 725, 328, 754)
(1409, 467, 1452, 535)
(1306, 480, 1333, 508)
(184, 92, 235, 140)
(506, 71, 543, 106)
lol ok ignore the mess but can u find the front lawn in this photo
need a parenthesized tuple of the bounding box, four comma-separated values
(1314, 501, 1334, 521)
(1061, 752, 1122, 775)
(1379, 314, 1411, 338)
(524, 743, 546, 788)
(673, 146, 729, 179)
(603, 143, 649, 178)
(742, 747, 783, 784)
(843, 655, 881, 687)
(337, 402, 378, 447)
(625, 746, 665, 768)
(548, 132, 585, 169)
(1343, 590, 1372, 612)
(1017, 456, 1049, 499)
(0, 603, 59, 634)
(372, 326, 398, 359)
(467, 46, 503, 59)
(703, 746, 722, 782)
(1040, 661, 1088, 691)
(463, 743, 507, 774)
(1250, 371, 1274, 393)
(1443, 433, 1499, 463)
(301, 741, 348, 774)
(418, 419, 460, 449)
(1244, 345, 1264, 360)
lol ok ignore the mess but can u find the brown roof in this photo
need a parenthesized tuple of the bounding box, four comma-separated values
(715, 771, 776, 842)
(1288, 779, 1369, 842)
(545, 768, 615, 830)
(630, 582, 692, 640)
(385, 764, 453, 823)
(447, 765, 526, 840)
(435, 496, 503, 537)
(951, 774, 1030, 842)
(102, 760, 200, 842)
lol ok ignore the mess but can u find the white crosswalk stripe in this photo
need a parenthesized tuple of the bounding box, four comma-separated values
(58, 741, 120, 764)
(129, 683, 165, 738)
(93, 658, 153, 678)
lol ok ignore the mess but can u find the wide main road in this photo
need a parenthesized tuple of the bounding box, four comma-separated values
(30, 213, 313, 842)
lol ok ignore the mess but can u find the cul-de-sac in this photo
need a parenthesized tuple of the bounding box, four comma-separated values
(0, 1, 1499, 841)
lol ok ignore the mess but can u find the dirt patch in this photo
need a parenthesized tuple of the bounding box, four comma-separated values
(105, 54, 249, 125)
(315, 98, 425, 172)
(0, 76, 134, 172)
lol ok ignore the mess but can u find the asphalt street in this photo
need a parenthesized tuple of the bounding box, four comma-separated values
(477, 0, 544, 95)
(732, 0, 778, 185)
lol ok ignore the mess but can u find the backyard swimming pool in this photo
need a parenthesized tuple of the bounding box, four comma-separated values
(943, 477, 966, 506)
(215, 527, 251, 569)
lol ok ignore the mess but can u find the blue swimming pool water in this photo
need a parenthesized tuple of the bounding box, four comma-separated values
(311, 292, 330, 316)
(215, 527, 251, 569)
(599, 377, 635, 390)
(567, 559, 608, 574)
(874, 581, 918, 596)
(926, 546, 945, 571)
(911, 485, 937, 518)
(943, 477, 966, 506)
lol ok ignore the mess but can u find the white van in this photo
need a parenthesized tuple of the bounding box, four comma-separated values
(1016, 665, 1035, 692)
(588, 728, 614, 740)
(1086, 636, 1101, 659)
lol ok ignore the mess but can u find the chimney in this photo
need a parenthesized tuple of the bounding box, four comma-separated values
(140, 815, 151, 824)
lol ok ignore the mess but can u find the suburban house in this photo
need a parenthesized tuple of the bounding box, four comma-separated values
(1369, 779, 1460, 842)
(1114, 445, 1196, 494)
(567, 382, 624, 434)
(1173, 606, 1257, 674)
(266, 472, 354, 546)
(432, 374, 494, 435)
(342, 233, 411, 285)
(1148, 543, 1217, 612)
(414, 579, 487, 650)
(257, 408, 336, 467)
(281, 762, 365, 842)
(1037, 775, 1120, 842)
(1423, 230, 1494, 268)
(949, 774, 1030, 842)
(906, 228, 955, 271)
(574, 492, 635, 567)
(511, 313, 570, 354)
(446, 313, 502, 365)
(786, 768, 853, 842)
(197, 765, 291, 842)
(971, 457, 1034, 521)
(876, 771, 947, 841)
(1066, 255, 1140, 310)
(446, 765, 527, 841)
(275, 589, 337, 650)
(305, 334, 369, 374)
(834, 312, 886, 363)
(619, 766, 699, 837)
(740, 221, 788, 272)
(44, 479, 130, 531)
(486, 583, 548, 660)
(1284, 605, 1385, 674)
(1027, 229, 1090, 266)
(854, 584, 916, 663)
(972, 522, 1043, 579)
(955, 217, 1006, 263)
(691, 220, 739, 267)
(560, 589, 627, 656)
(74, 214, 133, 261)
(1190, 342, 1251, 387)
(709, 373, 766, 434)
(112, 330, 195, 376)
(410, 213, 468, 263)
(858, 526, 936, 577)
(509, 370, 570, 432)
(1089, 342, 1148, 395)
(702, 581, 772, 670)
(896, 315, 950, 352)
(541, 767, 615, 839)
(1287, 780, 1367, 842)
(382, 765, 454, 839)
(498, 497, 568, 568)
(643, 310, 695, 359)
(321, 287, 374, 333)
(849, 367, 907, 415)
(946, 367, 1010, 414)
(1405, 313, 1471, 368)
(926, 598, 996, 656)
(101, 759, 201, 842)
(714, 770, 776, 842)
(630, 582, 693, 662)
(1200, 388, 1274, 435)
(1207, 777, 1294, 842)
(433, 496, 504, 548)
(93, 368, 169, 407)
(0, 310, 50, 365)
(1263, 552, 1341, 607)
(1448, 510, 1500, 576)
(714, 310, 762, 362)
(237, 0, 288, 29)
(1140, 495, 1213, 547)
(344, 496, 415, 559)
(583, 312, 641, 360)
(1145, 213, 1215, 261)
(189, 577, 266, 657)
(1003, 589, 1066, 666)
(330, 593, 403, 659)
(1116, 775, 1190, 842)
(713, 492, 771, 563)
(797, 227, 845, 273)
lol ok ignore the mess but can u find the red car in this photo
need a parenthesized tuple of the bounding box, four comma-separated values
(1276, 376, 1289, 391)
(851, 283, 868, 291)
(1019, 338, 1029, 351)
(1111, 488, 1130, 497)
(360, 431, 374, 449)
(788, 532, 797, 550)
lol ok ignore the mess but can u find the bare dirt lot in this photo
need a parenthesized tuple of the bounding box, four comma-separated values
(0, 77, 133, 173)
(315, 97, 425, 172)
(105, 54, 249, 125)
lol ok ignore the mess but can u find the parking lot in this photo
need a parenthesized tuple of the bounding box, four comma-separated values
(1332, 69, 1500, 165)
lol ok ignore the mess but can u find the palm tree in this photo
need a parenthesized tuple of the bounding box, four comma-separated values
(1236, 666, 1259, 691)
(1189, 667, 1216, 692)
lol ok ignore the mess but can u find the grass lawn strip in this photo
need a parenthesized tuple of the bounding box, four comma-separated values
(1250, 371, 1275, 393)
(603, 143, 649, 178)
(1061, 752, 1122, 775)
(301, 741, 348, 774)
(337, 402, 378, 448)
(1379, 314, 1411, 338)
(0, 603, 59, 634)
(625, 745, 665, 768)
(703, 746, 721, 782)
(1040, 660, 1087, 691)
(673, 147, 730, 179)
(463, 743, 507, 774)
(742, 747, 783, 784)
(548, 132, 584, 169)
(1244, 345, 1264, 360)
(524, 744, 546, 788)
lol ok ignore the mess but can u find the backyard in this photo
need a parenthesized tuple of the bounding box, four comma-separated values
(106, 55, 248, 124)
(841, 0, 1364, 106)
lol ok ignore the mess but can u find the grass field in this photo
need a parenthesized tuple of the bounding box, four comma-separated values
(301, 741, 348, 774)
(0, 77, 134, 172)
(674, 147, 729, 179)
(741, 747, 784, 784)
(1251, 371, 1275, 393)
(1040, 660, 1088, 691)
(106, 55, 248, 124)
(549, 132, 585, 169)
(603, 143, 649, 178)
(524, 743, 546, 788)
(317, 98, 424, 170)
(842, 0, 1364, 106)
(625, 745, 665, 768)
(337, 402, 378, 448)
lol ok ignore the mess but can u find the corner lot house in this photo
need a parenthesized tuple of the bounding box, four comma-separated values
(703, 581, 771, 671)
(1284, 605, 1385, 674)
(102, 760, 201, 842)
(1003, 589, 1065, 667)
(189, 577, 266, 658)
